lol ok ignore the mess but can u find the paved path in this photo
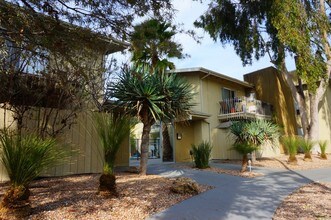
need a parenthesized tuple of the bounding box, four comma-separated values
(147, 162, 331, 220)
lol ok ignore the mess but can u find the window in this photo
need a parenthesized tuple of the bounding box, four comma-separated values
(19, 47, 49, 75)
(1, 40, 48, 75)
(222, 88, 235, 100)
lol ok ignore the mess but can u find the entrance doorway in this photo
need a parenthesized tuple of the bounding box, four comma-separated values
(130, 121, 175, 166)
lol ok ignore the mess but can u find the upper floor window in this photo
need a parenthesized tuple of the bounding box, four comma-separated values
(1, 40, 48, 75)
(20, 47, 48, 75)
(222, 88, 235, 100)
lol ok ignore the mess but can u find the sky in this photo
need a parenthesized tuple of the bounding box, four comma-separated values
(113, 0, 296, 81)
(170, 0, 296, 80)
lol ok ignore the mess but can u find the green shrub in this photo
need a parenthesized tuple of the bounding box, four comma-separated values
(281, 136, 300, 163)
(191, 141, 212, 169)
(319, 140, 328, 159)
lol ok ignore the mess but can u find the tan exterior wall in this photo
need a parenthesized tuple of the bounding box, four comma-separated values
(318, 83, 331, 153)
(174, 69, 286, 161)
(244, 67, 298, 142)
(175, 72, 253, 161)
(0, 109, 129, 182)
(244, 67, 331, 154)
(175, 122, 195, 162)
(185, 75, 201, 113)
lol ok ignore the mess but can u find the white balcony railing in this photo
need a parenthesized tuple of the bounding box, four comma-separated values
(218, 97, 272, 121)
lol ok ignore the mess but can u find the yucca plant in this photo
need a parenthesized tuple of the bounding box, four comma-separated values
(94, 113, 132, 194)
(0, 130, 66, 209)
(300, 138, 314, 161)
(109, 67, 193, 175)
(191, 141, 212, 169)
(281, 136, 300, 164)
(319, 140, 328, 159)
(230, 120, 279, 172)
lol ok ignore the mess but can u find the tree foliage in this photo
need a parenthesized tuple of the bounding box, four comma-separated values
(0, 1, 129, 137)
(230, 120, 279, 147)
(195, 0, 331, 140)
(194, 0, 330, 89)
(130, 18, 186, 70)
(1, 0, 173, 39)
(230, 120, 279, 172)
(108, 67, 193, 174)
(129, 18, 187, 162)
(109, 68, 193, 124)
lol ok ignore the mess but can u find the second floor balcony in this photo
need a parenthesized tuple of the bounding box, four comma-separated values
(218, 96, 273, 121)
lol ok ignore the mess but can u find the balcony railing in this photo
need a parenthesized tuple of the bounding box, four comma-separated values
(218, 96, 273, 121)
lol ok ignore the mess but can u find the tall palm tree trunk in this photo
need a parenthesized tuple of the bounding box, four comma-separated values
(162, 124, 173, 161)
(140, 123, 152, 175)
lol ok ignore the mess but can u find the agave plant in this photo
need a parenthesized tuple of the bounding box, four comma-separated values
(94, 112, 132, 194)
(319, 140, 328, 159)
(191, 141, 213, 169)
(0, 130, 66, 209)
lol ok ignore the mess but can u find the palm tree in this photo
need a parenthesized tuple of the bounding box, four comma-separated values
(94, 112, 132, 194)
(108, 68, 193, 175)
(130, 18, 187, 162)
(0, 130, 66, 209)
(130, 18, 185, 70)
(230, 120, 279, 172)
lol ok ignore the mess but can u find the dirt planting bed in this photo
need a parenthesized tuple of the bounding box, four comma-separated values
(0, 173, 210, 220)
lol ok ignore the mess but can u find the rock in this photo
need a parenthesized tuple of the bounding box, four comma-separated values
(170, 177, 199, 195)
(126, 166, 139, 174)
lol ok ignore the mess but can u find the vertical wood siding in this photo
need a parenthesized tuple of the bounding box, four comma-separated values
(0, 109, 129, 182)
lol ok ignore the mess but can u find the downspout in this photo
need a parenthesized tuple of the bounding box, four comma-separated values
(206, 121, 211, 143)
(171, 119, 176, 163)
(159, 121, 163, 161)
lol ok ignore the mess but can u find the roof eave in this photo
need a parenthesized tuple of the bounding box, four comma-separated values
(170, 67, 254, 88)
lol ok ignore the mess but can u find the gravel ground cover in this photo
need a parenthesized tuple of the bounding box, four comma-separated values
(215, 153, 331, 170)
(170, 163, 263, 178)
(0, 173, 210, 220)
(273, 182, 331, 220)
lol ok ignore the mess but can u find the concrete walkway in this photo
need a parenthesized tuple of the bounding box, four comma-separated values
(147, 162, 331, 220)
